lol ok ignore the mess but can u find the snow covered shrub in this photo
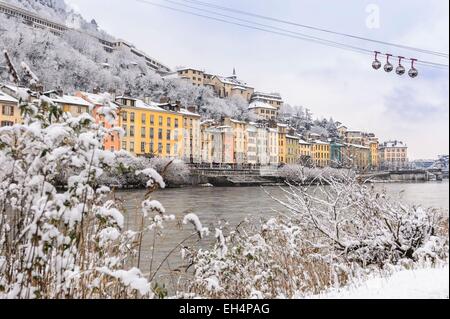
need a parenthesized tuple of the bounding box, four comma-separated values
(278, 165, 355, 184)
(97, 152, 191, 187)
(182, 217, 354, 299)
(270, 176, 448, 267)
(183, 175, 448, 299)
(0, 91, 173, 299)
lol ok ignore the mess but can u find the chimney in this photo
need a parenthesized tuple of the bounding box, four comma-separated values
(187, 105, 197, 113)
(56, 87, 64, 97)
(160, 96, 170, 104)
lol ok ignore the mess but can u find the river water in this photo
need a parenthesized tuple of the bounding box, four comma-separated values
(117, 180, 449, 285)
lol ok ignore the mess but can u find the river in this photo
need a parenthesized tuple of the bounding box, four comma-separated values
(117, 180, 449, 286)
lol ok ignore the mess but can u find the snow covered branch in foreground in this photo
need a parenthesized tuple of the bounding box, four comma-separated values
(0, 93, 175, 299)
(182, 175, 448, 299)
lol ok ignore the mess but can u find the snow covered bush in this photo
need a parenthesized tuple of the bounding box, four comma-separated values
(278, 165, 355, 184)
(183, 175, 448, 298)
(97, 152, 191, 187)
(0, 89, 175, 299)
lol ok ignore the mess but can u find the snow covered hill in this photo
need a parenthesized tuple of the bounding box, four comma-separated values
(3, 0, 94, 31)
(312, 265, 449, 299)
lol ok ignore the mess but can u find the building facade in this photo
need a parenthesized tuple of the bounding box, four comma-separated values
(0, 90, 20, 127)
(343, 144, 370, 171)
(312, 141, 330, 168)
(180, 108, 201, 163)
(248, 101, 278, 121)
(76, 91, 121, 152)
(379, 141, 409, 170)
(116, 96, 184, 159)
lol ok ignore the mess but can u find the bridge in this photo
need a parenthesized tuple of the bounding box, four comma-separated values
(361, 169, 445, 182)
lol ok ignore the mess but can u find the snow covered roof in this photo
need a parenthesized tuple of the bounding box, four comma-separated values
(299, 139, 311, 145)
(381, 141, 407, 148)
(248, 101, 278, 110)
(51, 95, 92, 107)
(313, 140, 330, 145)
(214, 75, 253, 89)
(229, 119, 247, 124)
(116, 97, 167, 112)
(251, 92, 283, 103)
(286, 135, 300, 140)
(176, 66, 204, 72)
(0, 91, 18, 103)
(346, 143, 370, 149)
(78, 92, 109, 105)
(178, 108, 201, 117)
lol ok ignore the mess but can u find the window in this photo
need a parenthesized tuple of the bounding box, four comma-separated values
(122, 125, 127, 137)
(141, 142, 146, 153)
(130, 112, 135, 122)
(122, 112, 127, 121)
(77, 106, 82, 114)
(1, 121, 13, 127)
(167, 118, 171, 127)
(167, 130, 171, 140)
(174, 130, 178, 141)
(158, 129, 163, 139)
(150, 142, 154, 153)
(2, 105, 14, 116)
(166, 143, 171, 154)
(150, 115, 154, 125)
(159, 116, 163, 126)
(149, 128, 154, 139)
(158, 143, 163, 153)
(141, 127, 146, 138)
(141, 114, 146, 125)
(130, 125, 135, 137)
(122, 141, 127, 150)
(111, 135, 115, 142)
(175, 119, 179, 128)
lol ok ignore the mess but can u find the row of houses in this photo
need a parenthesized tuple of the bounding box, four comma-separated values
(0, 85, 408, 171)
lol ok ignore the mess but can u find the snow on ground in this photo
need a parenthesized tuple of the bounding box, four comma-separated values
(313, 265, 449, 299)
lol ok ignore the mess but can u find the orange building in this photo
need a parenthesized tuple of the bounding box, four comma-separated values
(76, 91, 121, 152)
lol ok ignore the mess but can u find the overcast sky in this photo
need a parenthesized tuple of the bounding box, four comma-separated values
(66, 0, 449, 159)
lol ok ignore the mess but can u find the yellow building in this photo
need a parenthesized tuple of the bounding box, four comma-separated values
(277, 124, 288, 164)
(116, 96, 184, 158)
(211, 74, 254, 102)
(0, 90, 20, 127)
(298, 139, 312, 165)
(369, 139, 379, 169)
(311, 141, 330, 168)
(343, 144, 370, 171)
(286, 135, 300, 165)
(222, 118, 247, 164)
(176, 67, 213, 87)
(180, 107, 201, 163)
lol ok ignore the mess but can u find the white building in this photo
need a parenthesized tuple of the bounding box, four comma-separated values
(246, 123, 258, 165)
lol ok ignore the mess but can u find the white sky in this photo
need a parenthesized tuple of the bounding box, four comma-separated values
(66, 0, 449, 159)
